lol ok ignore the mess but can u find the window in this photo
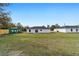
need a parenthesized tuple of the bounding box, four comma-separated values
(76, 29, 78, 32)
(35, 29, 38, 33)
(16, 30, 17, 32)
(11, 30, 14, 32)
(71, 29, 73, 32)
(29, 29, 31, 32)
(15, 30, 16, 32)
(40, 29, 42, 31)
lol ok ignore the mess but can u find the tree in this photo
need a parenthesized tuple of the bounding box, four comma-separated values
(55, 24, 60, 28)
(22, 26, 29, 31)
(42, 25, 46, 28)
(50, 25, 55, 31)
(25, 26, 29, 29)
(0, 3, 12, 29)
(8, 23, 16, 28)
(50, 24, 60, 31)
(17, 23, 23, 30)
(0, 3, 9, 11)
(0, 12, 12, 29)
(47, 25, 50, 28)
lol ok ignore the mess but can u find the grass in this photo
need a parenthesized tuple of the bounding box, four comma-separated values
(0, 32, 79, 56)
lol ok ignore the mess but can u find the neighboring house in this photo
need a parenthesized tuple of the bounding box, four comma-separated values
(9, 27, 22, 34)
(54, 26, 79, 33)
(26, 26, 50, 33)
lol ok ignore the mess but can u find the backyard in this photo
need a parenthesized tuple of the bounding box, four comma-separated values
(0, 32, 79, 56)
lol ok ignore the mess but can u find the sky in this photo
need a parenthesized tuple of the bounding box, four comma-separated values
(7, 3, 79, 26)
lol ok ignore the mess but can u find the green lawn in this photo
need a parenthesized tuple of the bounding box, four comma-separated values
(0, 32, 79, 56)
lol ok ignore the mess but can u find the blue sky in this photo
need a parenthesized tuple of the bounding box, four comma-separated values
(7, 3, 79, 26)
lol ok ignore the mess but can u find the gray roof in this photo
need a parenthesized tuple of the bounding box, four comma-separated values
(56, 26, 79, 28)
(27, 26, 49, 29)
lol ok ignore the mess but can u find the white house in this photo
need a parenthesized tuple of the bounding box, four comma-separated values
(26, 26, 50, 33)
(54, 26, 79, 33)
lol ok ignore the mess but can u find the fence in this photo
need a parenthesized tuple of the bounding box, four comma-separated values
(0, 29, 9, 35)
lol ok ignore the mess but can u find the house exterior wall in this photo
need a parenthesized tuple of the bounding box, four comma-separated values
(27, 29, 50, 33)
(66, 28, 79, 32)
(54, 28, 79, 33)
(27, 29, 35, 33)
(54, 28, 66, 33)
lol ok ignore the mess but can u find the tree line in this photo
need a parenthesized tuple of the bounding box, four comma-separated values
(25, 24, 60, 31)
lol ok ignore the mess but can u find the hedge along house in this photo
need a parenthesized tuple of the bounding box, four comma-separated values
(54, 26, 79, 33)
(26, 26, 50, 33)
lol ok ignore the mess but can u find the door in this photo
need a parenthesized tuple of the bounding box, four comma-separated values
(35, 29, 38, 33)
